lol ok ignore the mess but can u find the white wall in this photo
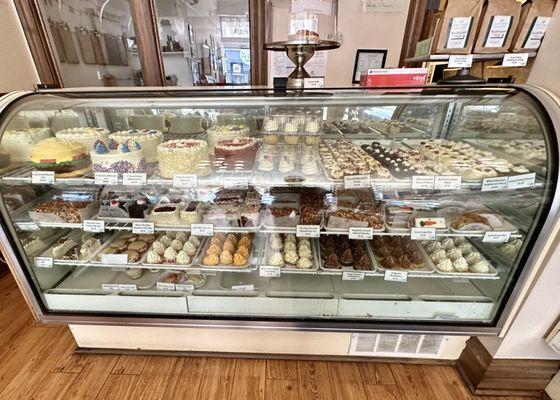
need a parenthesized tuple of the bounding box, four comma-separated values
(0, 1, 39, 91)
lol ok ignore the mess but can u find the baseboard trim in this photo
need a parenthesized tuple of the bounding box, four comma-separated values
(75, 346, 455, 365)
(456, 337, 560, 399)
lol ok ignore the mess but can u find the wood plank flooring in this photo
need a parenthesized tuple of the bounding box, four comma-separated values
(0, 273, 537, 400)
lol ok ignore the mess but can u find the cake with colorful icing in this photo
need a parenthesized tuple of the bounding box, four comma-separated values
(109, 129, 162, 163)
(2, 128, 52, 162)
(55, 127, 109, 150)
(157, 139, 211, 178)
(91, 138, 147, 174)
(214, 137, 258, 169)
(30, 138, 90, 173)
(206, 125, 249, 154)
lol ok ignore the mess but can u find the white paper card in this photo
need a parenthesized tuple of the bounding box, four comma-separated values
(156, 282, 175, 291)
(34, 257, 53, 268)
(260, 266, 281, 278)
(296, 225, 320, 238)
(481, 176, 508, 192)
(101, 253, 128, 265)
(289, 16, 318, 35)
(118, 284, 137, 292)
(18, 222, 40, 231)
(484, 15, 513, 48)
(173, 173, 197, 188)
(122, 173, 146, 186)
(232, 284, 255, 292)
(348, 227, 374, 240)
(384, 270, 408, 282)
(507, 173, 536, 189)
(410, 227, 436, 241)
(525, 16, 550, 49)
(101, 283, 119, 291)
(446, 17, 472, 49)
(94, 172, 118, 185)
(434, 176, 462, 190)
(132, 222, 154, 234)
(342, 271, 365, 281)
(176, 284, 195, 291)
(31, 171, 55, 184)
(344, 174, 371, 189)
(291, 0, 332, 15)
(191, 224, 214, 236)
(483, 231, 512, 243)
(502, 53, 529, 67)
(224, 176, 249, 189)
(83, 220, 105, 233)
(412, 175, 435, 190)
(448, 54, 473, 68)
(303, 78, 324, 88)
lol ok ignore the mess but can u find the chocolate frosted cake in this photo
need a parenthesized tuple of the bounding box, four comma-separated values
(214, 137, 258, 169)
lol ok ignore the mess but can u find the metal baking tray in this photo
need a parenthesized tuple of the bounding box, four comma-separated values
(371, 240, 435, 274)
(192, 234, 259, 271)
(318, 239, 378, 275)
(260, 234, 320, 273)
(88, 231, 148, 266)
(140, 233, 205, 269)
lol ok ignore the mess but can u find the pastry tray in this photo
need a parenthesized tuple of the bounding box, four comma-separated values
(418, 240, 498, 278)
(139, 233, 205, 269)
(371, 241, 435, 274)
(448, 210, 518, 235)
(260, 234, 320, 273)
(87, 231, 146, 266)
(154, 271, 208, 291)
(469, 238, 519, 267)
(38, 230, 113, 265)
(318, 239, 378, 275)
(202, 208, 264, 231)
(192, 235, 259, 271)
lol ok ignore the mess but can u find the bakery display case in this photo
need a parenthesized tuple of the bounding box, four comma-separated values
(0, 85, 558, 334)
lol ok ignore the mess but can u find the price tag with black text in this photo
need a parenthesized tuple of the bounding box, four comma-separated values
(83, 220, 105, 233)
(94, 172, 118, 185)
(123, 173, 146, 186)
(118, 284, 137, 292)
(156, 282, 175, 291)
(348, 227, 374, 240)
(224, 176, 249, 189)
(410, 227, 436, 241)
(342, 271, 365, 281)
(101, 253, 128, 265)
(191, 224, 214, 236)
(481, 176, 508, 192)
(296, 225, 320, 238)
(34, 257, 53, 268)
(384, 270, 408, 282)
(173, 173, 197, 188)
(232, 284, 254, 292)
(344, 174, 371, 189)
(260, 266, 281, 278)
(482, 231, 512, 243)
(132, 222, 154, 234)
(31, 171, 55, 184)
(507, 173, 536, 190)
(412, 176, 435, 190)
(434, 176, 462, 190)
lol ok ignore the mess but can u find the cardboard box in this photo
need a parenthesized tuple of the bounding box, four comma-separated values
(435, 0, 486, 54)
(511, 0, 556, 52)
(473, 0, 523, 53)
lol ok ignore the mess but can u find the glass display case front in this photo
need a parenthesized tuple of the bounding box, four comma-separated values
(0, 86, 557, 333)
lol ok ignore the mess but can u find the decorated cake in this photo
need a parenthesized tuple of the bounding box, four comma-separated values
(91, 138, 147, 174)
(2, 128, 52, 162)
(206, 125, 249, 154)
(109, 129, 162, 163)
(157, 139, 211, 178)
(214, 137, 258, 169)
(55, 127, 109, 150)
(30, 138, 90, 173)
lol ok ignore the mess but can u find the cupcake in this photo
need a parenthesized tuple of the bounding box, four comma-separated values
(262, 119, 279, 144)
(283, 122, 300, 145)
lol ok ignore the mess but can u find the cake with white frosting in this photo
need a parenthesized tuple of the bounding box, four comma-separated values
(157, 139, 211, 178)
(55, 127, 109, 150)
(206, 125, 249, 154)
(109, 129, 162, 163)
(2, 128, 52, 162)
(91, 138, 147, 174)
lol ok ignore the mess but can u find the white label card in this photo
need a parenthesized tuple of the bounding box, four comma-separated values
(524, 16, 550, 49)
(101, 283, 120, 291)
(94, 172, 118, 185)
(434, 176, 462, 190)
(83, 220, 105, 233)
(173, 173, 197, 188)
(502, 53, 529, 67)
(191, 224, 214, 236)
(18, 222, 40, 231)
(224, 176, 249, 189)
(132, 222, 155, 234)
(412, 175, 435, 190)
(484, 15, 513, 48)
(260, 266, 281, 278)
(481, 176, 508, 192)
(344, 174, 371, 189)
(507, 173, 536, 190)
(232, 284, 255, 292)
(291, 0, 332, 15)
(156, 282, 176, 291)
(384, 270, 408, 282)
(348, 227, 374, 240)
(303, 78, 324, 88)
(446, 16, 473, 49)
(410, 227, 436, 241)
(448, 54, 473, 68)
(34, 257, 53, 268)
(101, 253, 128, 265)
(176, 284, 195, 291)
(119, 284, 137, 292)
(296, 225, 320, 238)
(31, 171, 55, 184)
(483, 231, 512, 243)
(122, 173, 146, 186)
(342, 271, 365, 281)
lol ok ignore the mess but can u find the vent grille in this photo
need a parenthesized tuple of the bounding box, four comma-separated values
(349, 333, 448, 357)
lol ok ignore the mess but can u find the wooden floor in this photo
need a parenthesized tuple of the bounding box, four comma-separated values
(0, 273, 535, 400)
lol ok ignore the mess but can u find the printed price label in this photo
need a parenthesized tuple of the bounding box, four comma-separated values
(18, 222, 40, 231)
(348, 227, 374, 240)
(101, 283, 120, 291)
(344, 174, 371, 189)
(176, 284, 195, 291)
(502, 53, 529, 67)
(122, 173, 146, 186)
(156, 282, 176, 291)
(34, 257, 53, 268)
(132, 222, 155, 234)
(173, 173, 197, 188)
(94, 172, 118, 185)
(482, 231, 512, 243)
(410, 227, 436, 241)
(434, 176, 462, 190)
(342, 271, 365, 281)
(303, 78, 325, 88)
(384, 270, 408, 283)
(260, 266, 281, 278)
(83, 220, 105, 233)
(101, 253, 128, 265)
(191, 224, 214, 236)
(412, 175, 435, 190)
(481, 176, 508, 192)
(118, 284, 137, 292)
(507, 173, 536, 190)
(296, 225, 321, 238)
(232, 284, 255, 292)
(31, 171, 55, 184)
(448, 54, 473, 68)
(224, 176, 249, 189)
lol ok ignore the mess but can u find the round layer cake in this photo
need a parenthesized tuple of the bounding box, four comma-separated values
(157, 139, 211, 178)
(55, 127, 109, 150)
(206, 125, 249, 154)
(109, 129, 162, 163)
(30, 138, 90, 173)
(90, 138, 147, 174)
(1, 128, 52, 162)
(214, 137, 258, 169)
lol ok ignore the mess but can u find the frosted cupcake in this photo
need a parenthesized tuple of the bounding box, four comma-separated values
(283, 121, 300, 145)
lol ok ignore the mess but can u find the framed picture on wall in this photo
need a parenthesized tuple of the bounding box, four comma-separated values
(352, 49, 387, 83)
